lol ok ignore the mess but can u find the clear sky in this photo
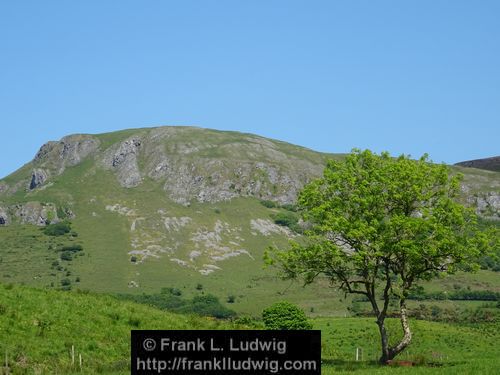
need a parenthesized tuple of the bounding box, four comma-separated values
(1, 1, 499, 178)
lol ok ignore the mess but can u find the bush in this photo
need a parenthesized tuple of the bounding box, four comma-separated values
(61, 278, 71, 286)
(227, 295, 236, 303)
(272, 211, 302, 233)
(185, 295, 236, 319)
(161, 287, 182, 296)
(116, 292, 236, 319)
(280, 203, 298, 212)
(260, 200, 277, 208)
(43, 222, 71, 236)
(273, 212, 298, 227)
(60, 251, 73, 261)
(61, 244, 83, 252)
(262, 301, 312, 330)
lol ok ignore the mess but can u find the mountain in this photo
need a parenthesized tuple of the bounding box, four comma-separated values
(455, 156, 500, 173)
(0, 126, 499, 315)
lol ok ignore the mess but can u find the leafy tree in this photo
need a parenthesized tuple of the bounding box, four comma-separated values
(262, 301, 312, 330)
(266, 150, 495, 363)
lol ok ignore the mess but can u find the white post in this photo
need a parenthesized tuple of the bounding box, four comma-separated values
(356, 347, 359, 361)
(71, 345, 75, 365)
(79, 353, 82, 370)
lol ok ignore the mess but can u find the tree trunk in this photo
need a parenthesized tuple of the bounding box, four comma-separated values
(377, 320, 390, 364)
(378, 299, 413, 364)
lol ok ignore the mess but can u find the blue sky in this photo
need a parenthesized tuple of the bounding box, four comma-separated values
(1, 1, 499, 178)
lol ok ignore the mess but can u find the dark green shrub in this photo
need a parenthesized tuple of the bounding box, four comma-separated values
(61, 244, 83, 252)
(273, 212, 298, 227)
(262, 301, 312, 330)
(161, 287, 182, 296)
(43, 222, 71, 236)
(60, 251, 73, 261)
(260, 200, 277, 208)
(61, 278, 71, 286)
(195, 283, 203, 291)
(128, 317, 141, 327)
(183, 294, 236, 319)
(227, 295, 235, 303)
(280, 203, 298, 212)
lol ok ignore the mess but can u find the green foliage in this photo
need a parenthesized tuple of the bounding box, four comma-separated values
(273, 211, 298, 227)
(262, 301, 312, 330)
(180, 294, 236, 319)
(227, 295, 236, 303)
(60, 244, 83, 252)
(280, 203, 298, 212)
(272, 211, 302, 233)
(60, 251, 73, 261)
(408, 286, 499, 301)
(117, 292, 236, 319)
(43, 221, 71, 236)
(269, 149, 492, 290)
(161, 287, 182, 296)
(260, 200, 277, 208)
(56, 206, 67, 220)
(267, 149, 494, 361)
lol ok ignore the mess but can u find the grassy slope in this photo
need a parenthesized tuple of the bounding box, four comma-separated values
(0, 127, 499, 317)
(0, 126, 347, 316)
(1, 283, 498, 374)
(0, 283, 235, 374)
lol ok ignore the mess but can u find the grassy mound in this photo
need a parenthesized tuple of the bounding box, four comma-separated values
(0, 283, 235, 374)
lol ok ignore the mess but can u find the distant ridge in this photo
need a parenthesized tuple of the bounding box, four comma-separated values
(455, 156, 500, 173)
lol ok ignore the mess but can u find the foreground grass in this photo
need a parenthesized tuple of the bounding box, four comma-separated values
(0, 283, 235, 374)
(316, 317, 500, 374)
(1, 283, 499, 374)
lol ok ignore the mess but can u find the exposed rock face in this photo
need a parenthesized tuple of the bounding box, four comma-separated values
(33, 135, 100, 174)
(468, 192, 500, 219)
(29, 168, 49, 190)
(102, 137, 143, 188)
(58, 135, 100, 167)
(0, 182, 8, 194)
(11, 202, 59, 226)
(0, 207, 9, 225)
(134, 127, 324, 205)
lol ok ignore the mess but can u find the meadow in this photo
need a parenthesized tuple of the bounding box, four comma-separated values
(1, 283, 499, 374)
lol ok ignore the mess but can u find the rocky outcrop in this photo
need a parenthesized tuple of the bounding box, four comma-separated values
(33, 135, 100, 174)
(135, 128, 324, 205)
(102, 137, 142, 188)
(468, 192, 500, 219)
(29, 168, 49, 190)
(11, 202, 59, 226)
(0, 207, 9, 225)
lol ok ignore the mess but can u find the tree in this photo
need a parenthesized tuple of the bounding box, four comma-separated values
(266, 150, 494, 363)
(262, 301, 312, 330)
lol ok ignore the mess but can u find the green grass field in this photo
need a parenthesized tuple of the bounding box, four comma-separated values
(1, 283, 499, 374)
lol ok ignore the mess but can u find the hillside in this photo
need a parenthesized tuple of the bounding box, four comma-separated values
(456, 156, 500, 173)
(1, 283, 498, 374)
(0, 283, 238, 374)
(0, 126, 499, 315)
